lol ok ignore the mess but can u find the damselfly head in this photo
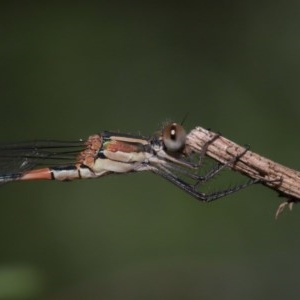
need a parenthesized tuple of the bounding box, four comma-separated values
(161, 123, 186, 152)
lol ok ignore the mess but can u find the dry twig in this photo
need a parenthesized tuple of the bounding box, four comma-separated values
(185, 126, 300, 217)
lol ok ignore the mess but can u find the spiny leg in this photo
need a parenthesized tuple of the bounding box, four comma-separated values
(183, 133, 250, 184)
(155, 143, 260, 202)
(162, 144, 253, 186)
(153, 165, 259, 202)
(193, 132, 220, 169)
(197, 178, 260, 202)
(194, 144, 252, 186)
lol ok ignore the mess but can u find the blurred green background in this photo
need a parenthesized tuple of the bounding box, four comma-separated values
(0, 2, 300, 299)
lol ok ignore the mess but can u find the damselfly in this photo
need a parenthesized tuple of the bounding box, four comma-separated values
(0, 123, 256, 202)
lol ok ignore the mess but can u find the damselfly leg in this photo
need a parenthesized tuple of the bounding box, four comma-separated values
(152, 140, 259, 202)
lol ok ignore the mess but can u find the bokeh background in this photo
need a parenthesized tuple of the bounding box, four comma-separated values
(0, 2, 300, 299)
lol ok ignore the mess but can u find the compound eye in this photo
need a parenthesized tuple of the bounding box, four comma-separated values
(162, 123, 186, 152)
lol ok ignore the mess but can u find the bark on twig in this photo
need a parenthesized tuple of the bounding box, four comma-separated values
(185, 126, 300, 204)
